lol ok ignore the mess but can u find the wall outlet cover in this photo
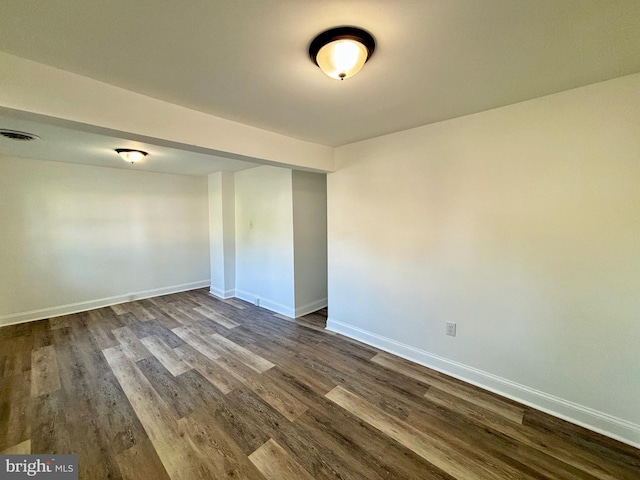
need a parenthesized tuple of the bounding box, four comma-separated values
(446, 322, 456, 337)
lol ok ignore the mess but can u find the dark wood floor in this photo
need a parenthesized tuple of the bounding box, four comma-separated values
(1, 289, 639, 479)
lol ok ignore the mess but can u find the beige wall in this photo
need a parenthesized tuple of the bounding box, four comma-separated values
(328, 73, 640, 447)
(0, 156, 210, 325)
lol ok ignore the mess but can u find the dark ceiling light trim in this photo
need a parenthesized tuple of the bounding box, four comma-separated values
(0, 129, 40, 141)
(115, 148, 148, 164)
(309, 26, 376, 80)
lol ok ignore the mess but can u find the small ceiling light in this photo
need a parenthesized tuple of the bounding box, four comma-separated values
(0, 129, 40, 141)
(309, 26, 375, 81)
(115, 148, 148, 164)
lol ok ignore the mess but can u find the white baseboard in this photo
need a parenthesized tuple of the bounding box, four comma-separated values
(209, 286, 236, 299)
(211, 289, 324, 318)
(294, 298, 328, 318)
(326, 318, 640, 449)
(234, 289, 294, 317)
(0, 280, 211, 328)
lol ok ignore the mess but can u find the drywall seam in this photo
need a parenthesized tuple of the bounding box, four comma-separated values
(326, 318, 640, 449)
(0, 280, 210, 328)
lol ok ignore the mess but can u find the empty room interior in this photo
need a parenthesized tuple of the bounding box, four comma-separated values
(1, 1, 639, 479)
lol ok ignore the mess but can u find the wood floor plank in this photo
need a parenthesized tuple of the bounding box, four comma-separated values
(0, 355, 6, 378)
(1, 439, 31, 454)
(209, 351, 261, 386)
(248, 373, 308, 422)
(147, 299, 188, 326)
(48, 315, 72, 330)
(273, 313, 333, 334)
(0, 372, 31, 451)
(293, 349, 423, 420)
(326, 385, 500, 479)
(209, 333, 275, 373)
(138, 301, 183, 330)
(136, 356, 223, 419)
(86, 310, 120, 350)
(2, 350, 31, 378)
(178, 407, 267, 480)
(523, 408, 640, 472)
(52, 325, 130, 478)
(224, 386, 387, 480)
(178, 318, 222, 337)
(319, 334, 378, 362)
(103, 345, 214, 479)
(193, 306, 240, 329)
(223, 298, 247, 310)
(212, 389, 271, 456)
(422, 385, 632, 480)
(296, 398, 454, 480)
(110, 303, 129, 315)
(29, 389, 72, 455)
(405, 406, 592, 480)
(116, 440, 171, 480)
(1, 288, 638, 480)
(249, 438, 315, 480)
(86, 308, 127, 336)
(174, 344, 242, 394)
(372, 352, 525, 423)
(30, 345, 61, 398)
(112, 326, 152, 362)
(140, 335, 192, 376)
(128, 320, 185, 349)
(130, 303, 155, 322)
(167, 302, 221, 329)
(172, 326, 223, 362)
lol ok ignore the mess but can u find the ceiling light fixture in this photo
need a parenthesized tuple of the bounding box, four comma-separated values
(0, 129, 40, 141)
(309, 26, 375, 81)
(115, 148, 148, 164)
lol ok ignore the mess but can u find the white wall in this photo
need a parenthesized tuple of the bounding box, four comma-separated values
(221, 172, 236, 293)
(293, 171, 328, 316)
(0, 156, 210, 325)
(208, 171, 236, 298)
(234, 166, 295, 316)
(328, 73, 640, 447)
(208, 172, 225, 294)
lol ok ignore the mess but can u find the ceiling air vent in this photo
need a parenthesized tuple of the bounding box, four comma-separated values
(0, 129, 41, 141)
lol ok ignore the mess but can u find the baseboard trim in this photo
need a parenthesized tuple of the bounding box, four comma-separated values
(0, 280, 211, 328)
(294, 298, 328, 318)
(234, 289, 294, 317)
(326, 318, 640, 449)
(209, 286, 235, 299)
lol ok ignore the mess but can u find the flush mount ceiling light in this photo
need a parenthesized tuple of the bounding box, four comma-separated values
(0, 129, 40, 141)
(115, 148, 148, 164)
(309, 26, 375, 81)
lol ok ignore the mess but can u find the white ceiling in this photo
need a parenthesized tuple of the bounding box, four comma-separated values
(0, 1, 639, 148)
(0, 113, 258, 175)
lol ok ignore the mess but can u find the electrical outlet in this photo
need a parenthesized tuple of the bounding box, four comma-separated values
(446, 322, 456, 337)
(255, 298, 260, 307)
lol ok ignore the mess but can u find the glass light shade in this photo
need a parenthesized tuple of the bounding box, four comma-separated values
(316, 39, 369, 80)
(116, 149, 147, 164)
